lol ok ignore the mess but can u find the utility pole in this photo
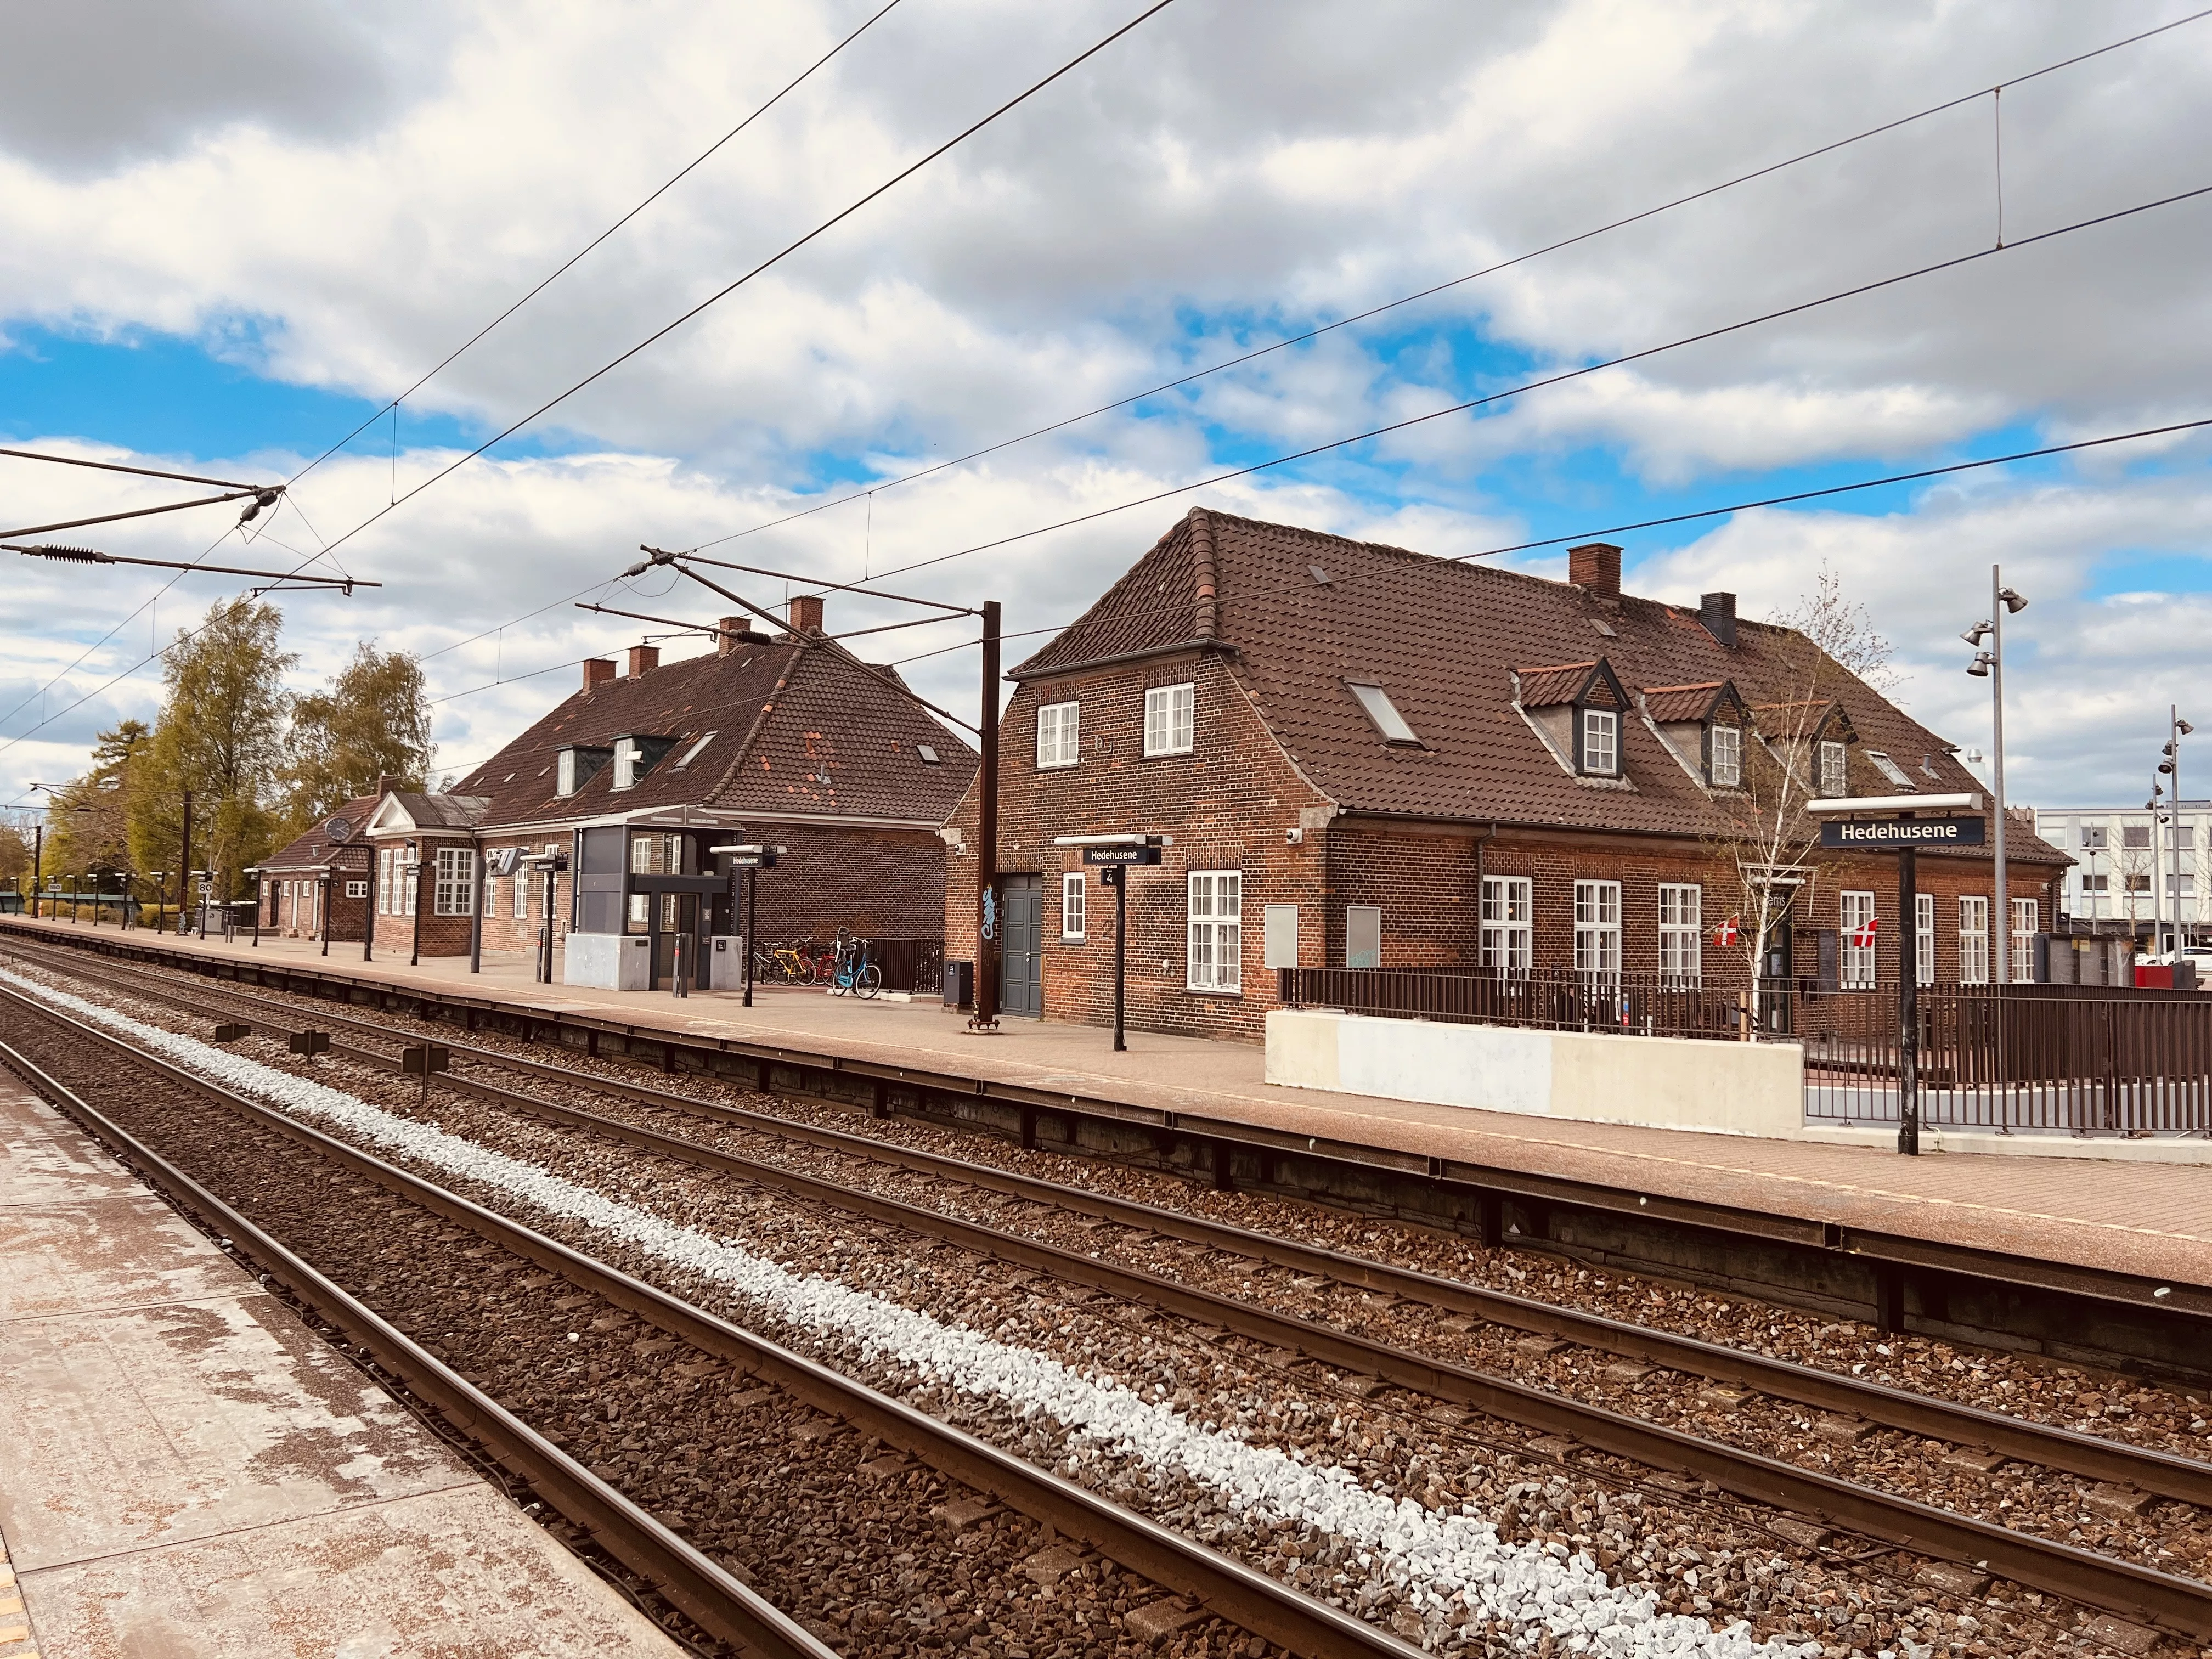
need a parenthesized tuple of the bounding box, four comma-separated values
(469, 843, 484, 973)
(29, 822, 41, 919)
(968, 598, 1002, 1032)
(1990, 567, 2010, 985)
(177, 789, 193, 934)
(364, 848, 379, 963)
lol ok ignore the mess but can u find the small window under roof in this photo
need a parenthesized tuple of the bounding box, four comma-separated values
(1347, 681, 1420, 746)
(1309, 564, 1331, 585)
(672, 730, 718, 769)
(916, 743, 940, 765)
(1865, 749, 1917, 790)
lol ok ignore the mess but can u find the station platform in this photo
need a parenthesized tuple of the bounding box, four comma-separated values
(4, 917, 2209, 1294)
(0, 1070, 683, 1658)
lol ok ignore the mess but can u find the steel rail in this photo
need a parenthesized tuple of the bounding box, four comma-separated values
(27, 936, 2212, 1513)
(0, 982, 1424, 1659)
(11, 960, 2211, 1642)
(7, 918, 2206, 1339)
(0, 1031, 835, 1659)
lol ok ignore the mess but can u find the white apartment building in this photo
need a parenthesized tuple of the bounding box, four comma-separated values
(2033, 801, 2210, 937)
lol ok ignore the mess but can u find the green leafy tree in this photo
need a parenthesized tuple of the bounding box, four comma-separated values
(127, 599, 295, 900)
(46, 720, 149, 904)
(280, 641, 435, 829)
(0, 823, 32, 893)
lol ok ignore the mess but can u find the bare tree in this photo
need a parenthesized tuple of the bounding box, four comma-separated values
(1703, 564, 1897, 1015)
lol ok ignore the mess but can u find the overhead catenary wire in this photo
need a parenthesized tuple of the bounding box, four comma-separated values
(873, 411, 2212, 672)
(848, 179, 2212, 591)
(675, 5, 2212, 559)
(333, 7, 2205, 710)
(285, 0, 910, 494)
(296, 0, 1182, 568)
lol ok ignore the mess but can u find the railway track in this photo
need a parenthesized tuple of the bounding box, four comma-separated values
(0, 977, 1432, 1659)
(10, 916, 2202, 1397)
(6, 944, 2212, 1652)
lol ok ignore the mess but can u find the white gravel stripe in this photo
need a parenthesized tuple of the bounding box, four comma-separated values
(7, 965, 1812, 1658)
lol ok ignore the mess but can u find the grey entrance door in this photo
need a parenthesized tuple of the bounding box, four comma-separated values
(999, 876, 1043, 1017)
(653, 893, 701, 990)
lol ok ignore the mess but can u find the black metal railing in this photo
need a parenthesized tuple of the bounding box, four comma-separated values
(870, 938, 944, 996)
(1276, 966, 1752, 1040)
(1276, 966, 2212, 1135)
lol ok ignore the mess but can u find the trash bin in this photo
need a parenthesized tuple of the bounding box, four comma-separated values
(942, 958, 974, 1010)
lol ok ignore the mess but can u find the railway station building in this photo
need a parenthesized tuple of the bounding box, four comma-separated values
(943, 507, 2069, 1041)
(446, 601, 975, 991)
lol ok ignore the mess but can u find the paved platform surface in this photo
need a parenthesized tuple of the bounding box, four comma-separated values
(0, 1070, 684, 1658)
(8, 918, 2210, 1289)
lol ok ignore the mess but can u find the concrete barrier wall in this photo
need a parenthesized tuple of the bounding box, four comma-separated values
(1266, 1007, 1806, 1139)
(565, 931, 652, 991)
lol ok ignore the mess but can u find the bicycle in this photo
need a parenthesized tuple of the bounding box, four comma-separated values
(829, 930, 882, 999)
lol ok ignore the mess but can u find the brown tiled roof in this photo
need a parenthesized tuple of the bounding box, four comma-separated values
(384, 791, 486, 832)
(1515, 663, 1600, 708)
(1014, 507, 2064, 864)
(1642, 682, 1728, 723)
(262, 791, 386, 872)
(453, 635, 977, 831)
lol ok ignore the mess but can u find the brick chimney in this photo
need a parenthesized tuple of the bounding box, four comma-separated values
(717, 616, 745, 656)
(1699, 591, 1737, 648)
(582, 658, 616, 692)
(788, 594, 825, 635)
(627, 644, 659, 678)
(1568, 542, 1621, 602)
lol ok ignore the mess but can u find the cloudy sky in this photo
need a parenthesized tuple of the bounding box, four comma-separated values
(2, 0, 2208, 821)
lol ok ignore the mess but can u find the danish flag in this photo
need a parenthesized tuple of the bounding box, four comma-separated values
(1712, 916, 1740, 948)
(1849, 914, 1881, 950)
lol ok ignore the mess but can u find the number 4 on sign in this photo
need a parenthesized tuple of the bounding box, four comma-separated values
(1849, 915, 1880, 950)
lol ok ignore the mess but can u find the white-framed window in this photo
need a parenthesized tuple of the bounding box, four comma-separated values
(1959, 896, 1990, 985)
(2011, 898, 2039, 983)
(346, 879, 367, 899)
(1916, 891, 1935, 986)
(377, 847, 394, 915)
(1573, 880, 1621, 980)
(1061, 871, 1086, 941)
(1480, 876, 1532, 971)
(1840, 889, 1876, 990)
(672, 729, 716, 769)
(1658, 883, 1702, 984)
(404, 853, 419, 917)
(612, 737, 644, 790)
(1581, 708, 1618, 775)
(433, 847, 475, 917)
(1345, 905, 1382, 969)
(1187, 870, 1241, 992)
(1708, 724, 1741, 788)
(1347, 682, 1420, 745)
(1144, 683, 1194, 757)
(1037, 701, 1080, 769)
(514, 865, 529, 920)
(1818, 740, 1848, 797)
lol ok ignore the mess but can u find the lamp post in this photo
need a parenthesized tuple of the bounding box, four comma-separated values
(149, 871, 166, 933)
(1962, 568, 2028, 982)
(405, 843, 424, 967)
(2158, 709, 2196, 955)
(244, 867, 262, 946)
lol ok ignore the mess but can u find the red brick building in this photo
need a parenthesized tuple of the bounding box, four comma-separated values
(448, 602, 975, 990)
(257, 781, 399, 944)
(945, 509, 2066, 1040)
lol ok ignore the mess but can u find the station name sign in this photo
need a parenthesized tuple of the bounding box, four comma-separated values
(1084, 845, 1162, 866)
(725, 851, 778, 868)
(1820, 816, 1985, 849)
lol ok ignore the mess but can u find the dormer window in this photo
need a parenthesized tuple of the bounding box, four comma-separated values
(1580, 708, 1618, 776)
(1818, 739, 1848, 797)
(609, 735, 676, 791)
(556, 746, 612, 797)
(1708, 724, 1742, 788)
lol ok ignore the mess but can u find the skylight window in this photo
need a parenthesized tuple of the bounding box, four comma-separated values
(1309, 564, 1331, 585)
(916, 743, 940, 765)
(1865, 749, 1916, 790)
(672, 730, 718, 769)
(1347, 681, 1420, 746)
